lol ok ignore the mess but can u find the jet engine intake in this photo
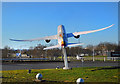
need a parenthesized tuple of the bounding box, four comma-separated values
(45, 40, 51, 43)
(74, 35, 80, 39)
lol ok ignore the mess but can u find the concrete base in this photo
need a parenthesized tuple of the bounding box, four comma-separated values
(34, 79, 42, 82)
(34, 79, 46, 82)
(63, 67, 71, 70)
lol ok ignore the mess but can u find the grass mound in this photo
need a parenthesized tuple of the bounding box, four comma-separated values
(1, 66, 119, 83)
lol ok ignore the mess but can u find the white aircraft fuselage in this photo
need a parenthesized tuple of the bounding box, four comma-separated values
(58, 25, 68, 48)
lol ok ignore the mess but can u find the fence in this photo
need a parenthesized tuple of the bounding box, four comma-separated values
(48, 56, 120, 62)
(1, 56, 120, 62)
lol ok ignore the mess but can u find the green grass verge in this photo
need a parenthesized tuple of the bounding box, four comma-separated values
(1, 66, 120, 83)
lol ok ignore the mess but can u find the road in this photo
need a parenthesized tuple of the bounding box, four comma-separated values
(2, 61, 119, 70)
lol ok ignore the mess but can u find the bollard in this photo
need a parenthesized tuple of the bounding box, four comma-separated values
(76, 78, 84, 84)
(56, 66, 60, 69)
(36, 73, 42, 80)
(28, 69, 31, 74)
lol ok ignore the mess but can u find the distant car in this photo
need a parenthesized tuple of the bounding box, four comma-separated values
(16, 53, 21, 57)
(76, 55, 84, 60)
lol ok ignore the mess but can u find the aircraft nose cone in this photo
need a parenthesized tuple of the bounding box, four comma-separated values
(58, 25, 63, 28)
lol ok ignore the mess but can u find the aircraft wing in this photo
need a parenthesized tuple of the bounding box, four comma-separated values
(67, 24, 114, 38)
(67, 43, 84, 47)
(43, 44, 60, 50)
(10, 35, 57, 42)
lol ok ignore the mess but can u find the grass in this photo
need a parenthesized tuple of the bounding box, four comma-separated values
(1, 66, 120, 83)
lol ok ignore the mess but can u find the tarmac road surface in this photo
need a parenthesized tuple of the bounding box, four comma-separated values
(1, 61, 119, 70)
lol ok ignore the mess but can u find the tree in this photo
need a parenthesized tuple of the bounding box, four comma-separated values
(2, 46, 10, 58)
(95, 42, 117, 56)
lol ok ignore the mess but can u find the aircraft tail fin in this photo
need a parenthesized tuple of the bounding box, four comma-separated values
(43, 45, 60, 50)
(67, 43, 84, 47)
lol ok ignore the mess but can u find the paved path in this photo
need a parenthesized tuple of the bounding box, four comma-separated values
(2, 61, 119, 70)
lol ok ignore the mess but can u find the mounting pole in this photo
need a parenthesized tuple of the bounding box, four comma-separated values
(62, 48, 69, 69)
(93, 46, 95, 62)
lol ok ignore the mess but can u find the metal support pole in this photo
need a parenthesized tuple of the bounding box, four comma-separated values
(62, 48, 69, 69)
(62, 55, 63, 61)
(104, 57, 106, 62)
(54, 57, 56, 60)
(81, 58, 84, 67)
(20, 49, 22, 58)
(45, 50, 47, 58)
(114, 57, 116, 61)
(93, 48, 95, 62)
